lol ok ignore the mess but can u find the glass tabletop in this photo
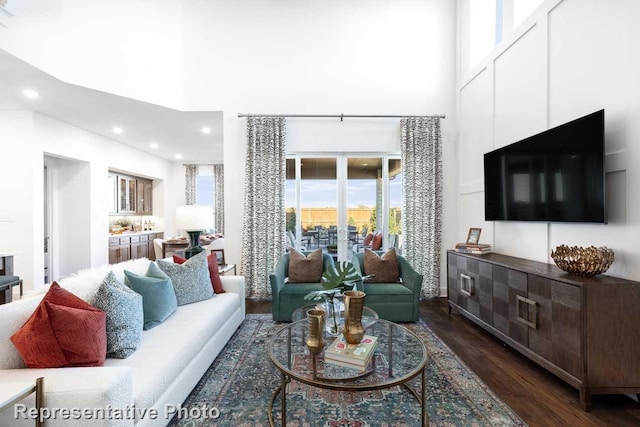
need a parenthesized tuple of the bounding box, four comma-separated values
(268, 318, 428, 391)
(291, 302, 379, 327)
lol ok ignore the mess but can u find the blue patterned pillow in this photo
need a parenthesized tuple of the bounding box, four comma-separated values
(124, 265, 177, 330)
(92, 271, 143, 358)
(157, 251, 213, 305)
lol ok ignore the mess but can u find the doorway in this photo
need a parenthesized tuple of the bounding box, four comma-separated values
(286, 154, 402, 262)
(43, 155, 92, 283)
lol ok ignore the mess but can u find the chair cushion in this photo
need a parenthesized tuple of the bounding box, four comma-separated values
(280, 282, 325, 295)
(288, 248, 323, 283)
(362, 283, 414, 303)
(364, 248, 399, 283)
(11, 282, 107, 368)
(0, 275, 20, 286)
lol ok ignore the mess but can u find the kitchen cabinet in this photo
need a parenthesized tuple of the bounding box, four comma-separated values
(109, 232, 164, 263)
(130, 235, 148, 260)
(117, 175, 137, 214)
(109, 172, 154, 215)
(109, 236, 131, 264)
(136, 178, 153, 215)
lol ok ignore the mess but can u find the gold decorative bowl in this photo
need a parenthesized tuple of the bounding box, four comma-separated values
(550, 245, 614, 276)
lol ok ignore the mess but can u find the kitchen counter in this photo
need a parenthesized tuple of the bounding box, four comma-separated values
(108, 230, 164, 238)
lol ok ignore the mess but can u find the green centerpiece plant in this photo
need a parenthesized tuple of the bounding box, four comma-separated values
(304, 261, 364, 335)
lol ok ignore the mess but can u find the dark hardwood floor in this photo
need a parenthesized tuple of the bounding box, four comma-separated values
(246, 298, 640, 426)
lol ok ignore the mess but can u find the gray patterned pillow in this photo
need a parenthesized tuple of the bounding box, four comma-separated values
(92, 271, 143, 359)
(157, 251, 214, 305)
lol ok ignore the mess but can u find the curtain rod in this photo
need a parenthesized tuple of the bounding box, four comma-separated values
(237, 113, 445, 121)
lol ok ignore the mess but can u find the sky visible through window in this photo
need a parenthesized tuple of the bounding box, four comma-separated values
(196, 175, 214, 206)
(286, 178, 401, 208)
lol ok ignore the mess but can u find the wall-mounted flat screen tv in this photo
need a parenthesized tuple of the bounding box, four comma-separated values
(484, 109, 606, 223)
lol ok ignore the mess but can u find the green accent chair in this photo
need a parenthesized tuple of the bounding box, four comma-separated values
(270, 252, 336, 322)
(351, 252, 422, 322)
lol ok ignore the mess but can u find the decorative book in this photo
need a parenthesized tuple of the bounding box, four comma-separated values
(455, 243, 492, 254)
(324, 334, 378, 369)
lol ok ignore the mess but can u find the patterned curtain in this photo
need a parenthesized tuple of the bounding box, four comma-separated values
(401, 117, 443, 298)
(241, 117, 287, 298)
(184, 164, 198, 205)
(213, 164, 225, 234)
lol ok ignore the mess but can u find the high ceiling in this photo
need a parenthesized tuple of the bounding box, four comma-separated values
(0, 48, 223, 163)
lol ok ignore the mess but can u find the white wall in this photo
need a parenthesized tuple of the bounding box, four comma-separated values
(1, 1, 458, 294)
(183, 0, 458, 293)
(46, 155, 91, 279)
(457, 0, 640, 280)
(0, 111, 177, 291)
(0, 0, 184, 109)
(0, 110, 38, 290)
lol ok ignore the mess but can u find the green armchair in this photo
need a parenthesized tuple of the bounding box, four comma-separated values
(351, 252, 422, 322)
(270, 251, 336, 322)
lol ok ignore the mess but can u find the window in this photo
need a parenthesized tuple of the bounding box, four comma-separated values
(466, 0, 546, 71)
(195, 165, 214, 206)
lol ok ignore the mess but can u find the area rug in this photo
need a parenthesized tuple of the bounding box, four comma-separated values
(169, 314, 526, 427)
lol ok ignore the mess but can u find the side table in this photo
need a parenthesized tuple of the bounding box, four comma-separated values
(0, 377, 44, 426)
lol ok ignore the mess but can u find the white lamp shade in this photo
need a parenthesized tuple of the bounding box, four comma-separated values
(175, 205, 213, 231)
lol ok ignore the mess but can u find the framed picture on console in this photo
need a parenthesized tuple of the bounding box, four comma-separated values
(211, 249, 225, 266)
(466, 228, 482, 244)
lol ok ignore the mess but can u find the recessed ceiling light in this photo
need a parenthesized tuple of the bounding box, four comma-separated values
(362, 163, 368, 166)
(175, 154, 183, 159)
(112, 126, 123, 134)
(201, 127, 211, 134)
(22, 89, 39, 99)
(149, 142, 159, 149)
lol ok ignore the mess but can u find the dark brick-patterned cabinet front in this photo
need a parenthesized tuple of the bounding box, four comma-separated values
(446, 250, 640, 411)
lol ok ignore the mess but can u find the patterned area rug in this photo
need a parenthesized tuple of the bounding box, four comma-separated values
(169, 314, 526, 427)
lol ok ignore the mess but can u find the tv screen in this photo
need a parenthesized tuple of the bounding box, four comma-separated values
(484, 109, 606, 223)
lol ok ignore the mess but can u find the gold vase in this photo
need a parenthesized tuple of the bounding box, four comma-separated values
(306, 309, 325, 355)
(343, 290, 366, 344)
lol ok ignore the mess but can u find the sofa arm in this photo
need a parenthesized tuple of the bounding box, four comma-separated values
(0, 367, 133, 427)
(398, 257, 423, 297)
(221, 275, 246, 317)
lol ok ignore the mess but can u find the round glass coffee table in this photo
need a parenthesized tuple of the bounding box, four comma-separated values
(267, 318, 429, 426)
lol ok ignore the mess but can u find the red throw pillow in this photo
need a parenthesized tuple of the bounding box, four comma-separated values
(11, 282, 107, 368)
(173, 254, 225, 294)
(371, 233, 383, 250)
(362, 233, 374, 246)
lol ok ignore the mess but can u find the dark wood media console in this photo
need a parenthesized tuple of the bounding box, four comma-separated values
(447, 250, 640, 411)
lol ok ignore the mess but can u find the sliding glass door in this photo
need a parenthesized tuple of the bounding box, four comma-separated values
(286, 154, 401, 262)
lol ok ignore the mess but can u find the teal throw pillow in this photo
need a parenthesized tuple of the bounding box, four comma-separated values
(92, 271, 143, 358)
(157, 251, 213, 305)
(124, 265, 177, 330)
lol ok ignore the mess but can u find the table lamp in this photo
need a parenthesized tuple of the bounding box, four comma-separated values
(175, 205, 213, 258)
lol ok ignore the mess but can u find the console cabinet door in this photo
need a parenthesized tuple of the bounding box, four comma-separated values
(550, 278, 583, 381)
(448, 253, 476, 313)
(493, 265, 528, 347)
(448, 254, 493, 325)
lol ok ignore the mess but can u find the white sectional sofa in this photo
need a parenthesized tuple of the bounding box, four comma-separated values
(0, 257, 245, 427)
